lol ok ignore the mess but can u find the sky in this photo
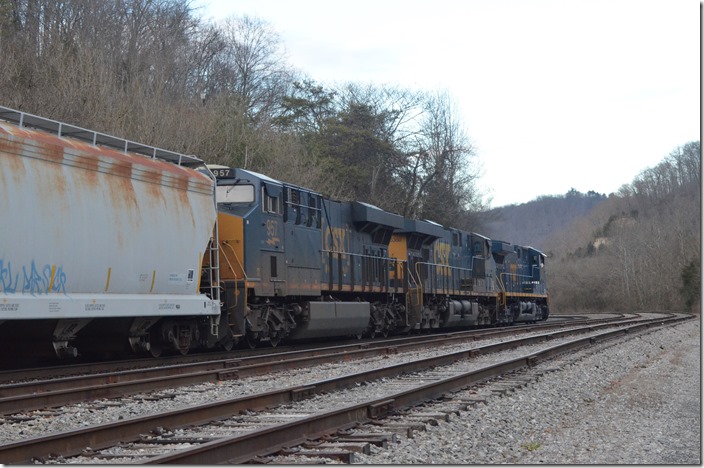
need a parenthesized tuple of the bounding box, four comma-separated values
(194, 0, 700, 208)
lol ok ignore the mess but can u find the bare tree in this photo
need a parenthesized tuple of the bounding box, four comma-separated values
(212, 15, 294, 120)
(410, 91, 482, 228)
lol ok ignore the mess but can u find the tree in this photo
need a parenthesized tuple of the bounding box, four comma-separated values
(681, 259, 701, 312)
(211, 15, 294, 121)
(408, 91, 482, 228)
(545, 141, 701, 313)
(273, 81, 486, 223)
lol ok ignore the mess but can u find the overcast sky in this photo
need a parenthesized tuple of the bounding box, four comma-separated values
(194, 0, 700, 208)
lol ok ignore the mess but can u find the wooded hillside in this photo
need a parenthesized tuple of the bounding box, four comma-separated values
(476, 190, 607, 251)
(544, 141, 700, 314)
(0, 0, 484, 230)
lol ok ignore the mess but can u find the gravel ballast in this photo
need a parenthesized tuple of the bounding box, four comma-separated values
(1, 316, 698, 464)
(354, 319, 701, 464)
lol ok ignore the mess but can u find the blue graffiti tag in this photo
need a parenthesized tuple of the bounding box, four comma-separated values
(0, 259, 67, 295)
(0, 259, 19, 293)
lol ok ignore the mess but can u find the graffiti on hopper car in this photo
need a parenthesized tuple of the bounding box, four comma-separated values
(0, 259, 68, 295)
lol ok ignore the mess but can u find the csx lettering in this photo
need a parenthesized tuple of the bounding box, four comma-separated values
(265, 219, 281, 246)
(434, 241, 451, 276)
(325, 227, 348, 253)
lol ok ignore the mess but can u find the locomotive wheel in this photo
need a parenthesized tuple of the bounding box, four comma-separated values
(245, 332, 259, 349)
(220, 338, 235, 352)
(269, 332, 281, 348)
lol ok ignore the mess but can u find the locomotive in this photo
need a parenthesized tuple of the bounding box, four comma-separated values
(205, 166, 549, 349)
(0, 106, 548, 360)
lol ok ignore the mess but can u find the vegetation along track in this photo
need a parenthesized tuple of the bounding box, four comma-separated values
(0, 313, 691, 464)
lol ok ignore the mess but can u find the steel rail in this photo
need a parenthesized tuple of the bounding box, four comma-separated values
(0, 314, 624, 380)
(0, 315, 631, 415)
(145, 314, 691, 464)
(0, 314, 688, 464)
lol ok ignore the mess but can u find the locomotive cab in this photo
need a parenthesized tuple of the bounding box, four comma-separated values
(205, 166, 296, 347)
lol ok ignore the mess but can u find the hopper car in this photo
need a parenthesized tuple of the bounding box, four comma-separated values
(0, 106, 548, 360)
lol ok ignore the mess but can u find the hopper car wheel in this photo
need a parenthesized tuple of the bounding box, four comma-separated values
(168, 329, 190, 355)
(148, 328, 164, 358)
(149, 342, 163, 358)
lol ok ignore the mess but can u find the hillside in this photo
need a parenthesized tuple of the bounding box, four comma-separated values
(545, 141, 700, 313)
(475, 190, 608, 251)
(475, 140, 700, 314)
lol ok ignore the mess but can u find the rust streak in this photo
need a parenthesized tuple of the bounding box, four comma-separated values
(1, 121, 213, 193)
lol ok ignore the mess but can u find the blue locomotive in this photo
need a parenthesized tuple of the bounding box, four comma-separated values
(206, 166, 549, 348)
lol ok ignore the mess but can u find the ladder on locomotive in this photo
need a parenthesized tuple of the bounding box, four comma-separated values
(0, 105, 223, 315)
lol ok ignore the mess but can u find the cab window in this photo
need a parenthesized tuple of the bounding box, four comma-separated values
(216, 184, 254, 204)
(262, 185, 283, 215)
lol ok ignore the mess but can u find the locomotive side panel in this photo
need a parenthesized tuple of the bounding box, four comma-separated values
(491, 241, 549, 323)
(282, 185, 323, 296)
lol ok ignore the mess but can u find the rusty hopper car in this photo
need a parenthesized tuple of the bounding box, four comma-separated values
(0, 107, 221, 359)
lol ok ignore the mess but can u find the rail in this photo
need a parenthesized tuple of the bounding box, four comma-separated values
(1, 314, 683, 463)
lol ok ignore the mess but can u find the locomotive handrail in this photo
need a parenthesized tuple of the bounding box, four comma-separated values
(499, 271, 537, 293)
(220, 242, 247, 286)
(414, 261, 474, 296)
(320, 249, 406, 294)
(406, 264, 423, 319)
(407, 263, 421, 292)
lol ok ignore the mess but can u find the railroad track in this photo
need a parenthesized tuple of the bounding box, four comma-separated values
(0, 315, 630, 415)
(0, 314, 603, 377)
(0, 313, 690, 464)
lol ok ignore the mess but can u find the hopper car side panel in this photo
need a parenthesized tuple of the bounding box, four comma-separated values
(0, 123, 217, 318)
(0, 107, 221, 359)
